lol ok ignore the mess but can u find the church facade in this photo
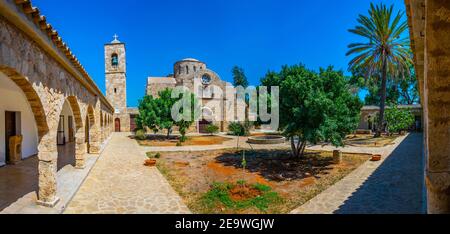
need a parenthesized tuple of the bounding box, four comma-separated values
(146, 58, 233, 133)
(104, 39, 235, 133)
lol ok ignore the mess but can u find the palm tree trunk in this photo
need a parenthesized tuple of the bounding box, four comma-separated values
(376, 58, 388, 137)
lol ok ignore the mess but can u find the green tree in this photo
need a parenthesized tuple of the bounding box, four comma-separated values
(347, 3, 412, 137)
(137, 89, 177, 139)
(172, 90, 200, 142)
(232, 66, 249, 88)
(263, 64, 362, 158)
(350, 65, 419, 106)
(156, 89, 177, 138)
(136, 95, 159, 134)
(385, 104, 415, 135)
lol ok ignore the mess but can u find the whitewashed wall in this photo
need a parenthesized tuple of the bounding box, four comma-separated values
(0, 72, 38, 166)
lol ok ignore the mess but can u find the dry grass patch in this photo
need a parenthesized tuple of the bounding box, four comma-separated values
(344, 134, 399, 147)
(137, 135, 232, 147)
(155, 149, 370, 214)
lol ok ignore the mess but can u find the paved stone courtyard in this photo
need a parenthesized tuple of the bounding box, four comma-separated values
(1, 132, 424, 214)
(64, 133, 190, 214)
(291, 133, 425, 214)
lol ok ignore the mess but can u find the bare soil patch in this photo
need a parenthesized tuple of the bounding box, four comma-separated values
(155, 149, 370, 214)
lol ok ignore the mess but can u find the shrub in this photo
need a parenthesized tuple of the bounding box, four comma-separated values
(228, 121, 251, 136)
(179, 135, 188, 143)
(205, 124, 219, 135)
(146, 152, 161, 159)
(135, 129, 146, 140)
(385, 104, 415, 134)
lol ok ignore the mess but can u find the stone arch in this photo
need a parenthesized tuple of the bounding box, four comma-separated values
(65, 96, 85, 169)
(85, 105, 96, 154)
(66, 96, 83, 131)
(0, 66, 49, 140)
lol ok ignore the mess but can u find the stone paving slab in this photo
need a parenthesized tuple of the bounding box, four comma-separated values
(64, 132, 190, 214)
(291, 133, 425, 214)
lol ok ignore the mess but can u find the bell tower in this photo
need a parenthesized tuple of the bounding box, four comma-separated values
(105, 35, 129, 131)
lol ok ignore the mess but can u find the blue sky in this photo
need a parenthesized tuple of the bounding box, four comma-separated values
(33, 0, 406, 107)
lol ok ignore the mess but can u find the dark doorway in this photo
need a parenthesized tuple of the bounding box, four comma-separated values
(198, 119, 211, 134)
(5, 111, 17, 163)
(57, 115, 65, 145)
(85, 115, 90, 153)
(130, 115, 137, 132)
(68, 116, 74, 142)
(115, 118, 121, 132)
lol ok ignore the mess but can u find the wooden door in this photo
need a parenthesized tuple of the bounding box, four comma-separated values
(198, 119, 211, 134)
(5, 111, 17, 163)
(115, 118, 121, 132)
(130, 115, 137, 132)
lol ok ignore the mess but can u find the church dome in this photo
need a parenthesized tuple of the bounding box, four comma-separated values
(182, 58, 199, 62)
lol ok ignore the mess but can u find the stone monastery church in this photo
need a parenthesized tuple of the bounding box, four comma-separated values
(106, 36, 233, 134)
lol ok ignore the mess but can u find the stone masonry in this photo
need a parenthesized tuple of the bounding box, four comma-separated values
(0, 0, 114, 207)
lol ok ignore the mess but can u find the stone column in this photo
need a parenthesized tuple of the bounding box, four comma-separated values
(424, 0, 450, 214)
(36, 133, 60, 207)
(89, 126, 101, 154)
(75, 129, 86, 169)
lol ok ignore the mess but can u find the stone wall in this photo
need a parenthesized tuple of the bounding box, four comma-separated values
(0, 2, 114, 208)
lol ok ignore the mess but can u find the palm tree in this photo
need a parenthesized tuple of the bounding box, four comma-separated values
(347, 3, 412, 137)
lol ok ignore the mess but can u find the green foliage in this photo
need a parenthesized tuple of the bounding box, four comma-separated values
(173, 90, 201, 142)
(228, 121, 252, 136)
(202, 182, 282, 212)
(351, 65, 419, 106)
(205, 124, 219, 135)
(137, 88, 200, 140)
(241, 150, 247, 171)
(262, 64, 362, 158)
(232, 66, 249, 88)
(135, 129, 146, 140)
(385, 104, 415, 134)
(346, 3, 412, 135)
(146, 152, 161, 159)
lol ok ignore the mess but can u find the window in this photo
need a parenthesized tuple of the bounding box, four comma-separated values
(111, 53, 119, 67)
(186, 65, 189, 74)
(194, 66, 197, 72)
(114, 88, 117, 93)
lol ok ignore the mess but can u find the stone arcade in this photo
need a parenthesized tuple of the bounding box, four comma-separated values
(0, 0, 114, 207)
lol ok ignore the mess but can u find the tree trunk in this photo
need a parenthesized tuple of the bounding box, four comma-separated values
(167, 128, 171, 139)
(290, 136, 306, 158)
(376, 58, 388, 137)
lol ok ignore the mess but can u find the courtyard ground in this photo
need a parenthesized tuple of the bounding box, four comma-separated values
(0, 132, 424, 214)
(291, 133, 425, 214)
(155, 149, 370, 214)
(64, 132, 190, 214)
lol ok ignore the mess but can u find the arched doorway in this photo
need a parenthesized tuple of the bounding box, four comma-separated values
(56, 99, 76, 171)
(115, 118, 121, 132)
(0, 69, 47, 211)
(199, 107, 213, 134)
(85, 106, 95, 153)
